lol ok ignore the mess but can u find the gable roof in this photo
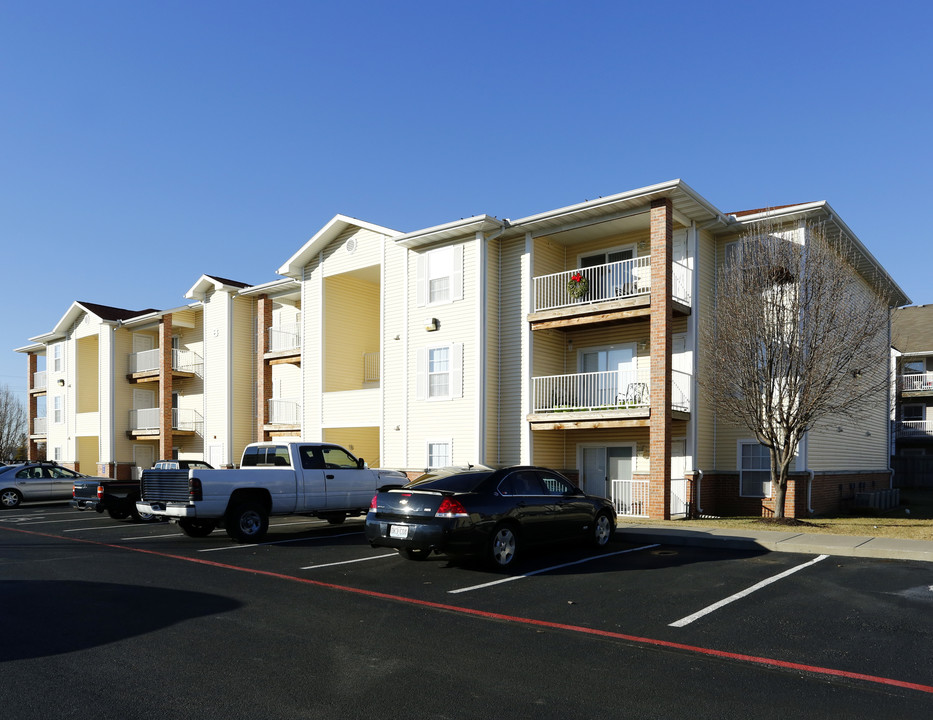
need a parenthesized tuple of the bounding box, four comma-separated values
(277, 215, 401, 278)
(185, 274, 252, 300)
(26, 300, 160, 343)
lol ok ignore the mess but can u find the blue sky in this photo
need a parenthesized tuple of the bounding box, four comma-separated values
(2, 0, 931, 403)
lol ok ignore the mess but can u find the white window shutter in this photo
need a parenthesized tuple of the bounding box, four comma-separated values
(416, 254, 427, 307)
(450, 343, 463, 399)
(416, 347, 427, 400)
(452, 245, 464, 301)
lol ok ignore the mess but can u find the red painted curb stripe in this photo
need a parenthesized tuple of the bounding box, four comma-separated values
(4, 524, 932, 695)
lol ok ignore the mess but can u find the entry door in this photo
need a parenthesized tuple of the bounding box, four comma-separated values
(608, 447, 636, 514)
(582, 447, 607, 498)
(581, 345, 636, 406)
(134, 445, 154, 480)
(670, 438, 689, 517)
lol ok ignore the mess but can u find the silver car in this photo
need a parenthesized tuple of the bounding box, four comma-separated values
(0, 463, 94, 509)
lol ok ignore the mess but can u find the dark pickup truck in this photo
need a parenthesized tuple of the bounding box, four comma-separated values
(72, 460, 212, 522)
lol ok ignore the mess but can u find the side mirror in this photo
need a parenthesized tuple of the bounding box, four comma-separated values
(357, 458, 367, 469)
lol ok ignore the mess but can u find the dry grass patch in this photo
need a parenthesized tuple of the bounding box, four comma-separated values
(623, 489, 933, 541)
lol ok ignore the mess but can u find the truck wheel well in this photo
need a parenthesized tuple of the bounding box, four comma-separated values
(226, 488, 272, 514)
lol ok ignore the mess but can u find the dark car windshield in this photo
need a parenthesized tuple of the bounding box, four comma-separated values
(406, 470, 491, 493)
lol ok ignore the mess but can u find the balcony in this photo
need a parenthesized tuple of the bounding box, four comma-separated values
(899, 373, 933, 394)
(33, 416, 47, 436)
(895, 420, 933, 439)
(530, 256, 691, 329)
(127, 348, 203, 380)
(128, 408, 203, 436)
(266, 323, 302, 364)
(268, 398, 301, 426)
(31, 371, 47, 393)
(528, 369, 692, 427)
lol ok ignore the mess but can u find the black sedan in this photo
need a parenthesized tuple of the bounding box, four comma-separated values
(365, 466, 615, 568)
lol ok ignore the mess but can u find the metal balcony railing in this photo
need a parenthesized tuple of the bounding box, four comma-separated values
(269, 323, 302, 353)
(33, 417, 47, 435)
(128, 348, 203, 374)
(32, 371, 47, 391)
(533, 257, 651, 313)
(129, 408, 204, 433)
(268, 398, 301, 425)
(363, 352, 380, 383)
(532, 368, 693, 414)
(895, 420, 933, 438)
(899, 373, 933, 392)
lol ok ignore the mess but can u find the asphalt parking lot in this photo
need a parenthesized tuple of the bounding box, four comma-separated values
(2, 501, 932, 718)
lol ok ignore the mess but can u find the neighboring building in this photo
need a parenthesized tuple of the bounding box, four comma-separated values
(16, 180, 909, 517)
(891, 305, 933, 486)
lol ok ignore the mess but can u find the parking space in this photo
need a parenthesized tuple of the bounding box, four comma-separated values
(2, 501, 932, 694)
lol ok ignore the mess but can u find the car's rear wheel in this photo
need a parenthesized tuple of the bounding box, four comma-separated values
(107, 508, 130, 520)
(130, 499, 161, 523)
(178, 519, 216, 537)
(398, 548, 430, 561)
(488, 523, 519, 569)
(1, 489, 23, 509)
(321, 512, 346, 525)
(591, 511, 613, 547)
(225, 502, 269, 543)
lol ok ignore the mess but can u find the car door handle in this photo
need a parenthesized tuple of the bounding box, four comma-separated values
(326, 474, 334, 480)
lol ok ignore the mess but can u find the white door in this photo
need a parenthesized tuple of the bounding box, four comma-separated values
(581, 344, 636, 407)
(582, 447, 607, 498)
(670, 438, 689, 517)
(134, 445, 154, 480)
(208, 443, 225, 469)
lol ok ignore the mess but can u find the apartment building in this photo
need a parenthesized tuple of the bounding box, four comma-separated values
(17, 180, 908, 517)
(891, 305, 933, 485)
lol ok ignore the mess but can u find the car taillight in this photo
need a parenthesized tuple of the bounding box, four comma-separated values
(435, 497, 468, 518)
(369, 495, 377, 511)
(97, 485, 104, 500)
(189, 477, 203, 502)
(72, 484, 77, 498)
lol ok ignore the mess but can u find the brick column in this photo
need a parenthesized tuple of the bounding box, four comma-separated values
(27, 353, 38, 461)
(257, 295, 273, 441)
(649, 198, 673, 519)
(159, 315, 173, 462)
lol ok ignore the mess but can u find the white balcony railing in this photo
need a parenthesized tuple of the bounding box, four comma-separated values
(268, 398, 301, 425)
(900, 373, 933, 392)
(533, 369, 694, 414)
(896, 420, 933, 438)
(269, 323, 302, 353)
(33, 416, 47, 435)
(612, 479, 650, 517)
(363, 352, 380, 383)
(128, 348, 203, 374)
(533, 257, 651, 313)
(533, 370, 650, 413)
(672, 260, 692, 306)
(129, 408, 203, 433)
(32, 371, 47, 391)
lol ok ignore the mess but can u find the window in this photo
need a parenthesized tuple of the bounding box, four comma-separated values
(51, 343, 63, 372)
(904, 360, 925, 375)
(427, 440, 451, 469)
(417, 344, 462, 401)
(739, 442, 771, 498)
(320, 446, 359, 469)
(53, 447, 62, 462)
(723, 241, 740, 268)
(902, 404, 925, 421)
(498, 470, 544, 496)
(417, 245, 463, 306)
(241, 445, 291, 467)
(53, 396, 63, 424)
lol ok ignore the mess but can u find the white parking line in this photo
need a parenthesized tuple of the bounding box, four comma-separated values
(668, 554, 829, 628)
(448, 544, 660, 595)
(301, 553, 397, 570)
(13, 517, 111, 526)
(197, 530, 363, 552)
(121, 533, 185, 540)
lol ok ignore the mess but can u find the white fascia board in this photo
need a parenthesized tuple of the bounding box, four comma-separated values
(238, 278, 300, 297)
(277, 214, 402, 277)
(393, 216, 503, 249)
(15, 342, 46, 353)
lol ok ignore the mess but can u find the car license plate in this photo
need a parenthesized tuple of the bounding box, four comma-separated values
(390, 524, 409, 539)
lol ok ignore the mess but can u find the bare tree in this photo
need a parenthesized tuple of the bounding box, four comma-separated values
(701, 217, 892, 518)
(0, 385, 27, 462)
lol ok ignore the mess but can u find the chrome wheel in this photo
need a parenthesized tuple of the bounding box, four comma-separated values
(592, 512, 613, 546)
(489, 525, 518, 568)
(1, 489, 23, 509)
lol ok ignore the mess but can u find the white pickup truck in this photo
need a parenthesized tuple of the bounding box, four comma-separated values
(136, 442, 407, 542)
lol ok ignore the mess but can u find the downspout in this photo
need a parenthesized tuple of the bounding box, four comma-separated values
(807, 469, 815, 516)
(694, 468, 704, 516)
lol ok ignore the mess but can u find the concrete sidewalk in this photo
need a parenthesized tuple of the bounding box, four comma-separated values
(616, 523, 933, 563)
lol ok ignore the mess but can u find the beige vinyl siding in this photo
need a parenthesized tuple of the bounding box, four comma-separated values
(201, 290, 232, 462)
(694, 228, 717, 469)
(301, 258, 324, 441)
(484, 239, 500, 467)
(407, 240, 477, 468)
(531, 427, 652, 474)
(323, 427, 380, 468)
(231, 295, 256, 457)
(319, 227, 386, 278)
(323, 274, 380, 392)
(113, 327, 137, 463)
(381, 242, 407, 468)
(496, 236, 526, 466)
(76, 334, 99, 413)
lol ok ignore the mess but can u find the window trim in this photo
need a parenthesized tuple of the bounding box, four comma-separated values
(416, 343, 463, 401)
(738, 440, 772, 499)
(426, 438, 452, 469)
(417, 245, 464, 307)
